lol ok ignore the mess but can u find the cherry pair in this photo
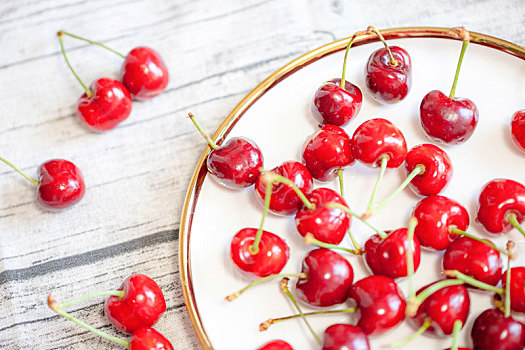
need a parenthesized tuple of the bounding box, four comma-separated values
(58, 31, 169, 131)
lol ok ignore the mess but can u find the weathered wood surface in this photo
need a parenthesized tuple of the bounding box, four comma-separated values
(0, 0, 523, 348)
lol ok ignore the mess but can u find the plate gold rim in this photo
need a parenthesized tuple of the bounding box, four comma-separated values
(178, 26, 525, 350)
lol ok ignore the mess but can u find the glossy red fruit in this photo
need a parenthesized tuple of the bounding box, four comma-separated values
(121, 47, 169, 100)
(296, 248, 354, 307)
(511, 110, 525, 153)
(412, 281, 470, 336)
(420, 90, 478, 145)
(312, 78, 363, 127)
(295, 188, 351, 245)
(104, 274, 166, 334)
(502, 267, 525, 313)
(129, 327, 173, 350)
(351, 118, 407, 168)
(476, 178, 525, 234)
(258, 340, 294, 350)
(302, 124, 354, 182)
(322, 324, 369, 350)
(405, 144, 453, 196)
(230, 228, 289, 277)
(207, 137, 263, 189)
(471, 308, 525, 350)
(349, 275, 406, 336)
(254, 161, 313, 215)
(413, 195, 469, 250)
(364, 228, 421, 279)
(443, 236, 502, 286)
(365, 46, 411, 104)
(76, 77, 133, 131)
(37, 159, 85, 210)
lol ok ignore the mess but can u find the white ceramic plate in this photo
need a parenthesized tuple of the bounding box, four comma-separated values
(180, 27, 525, 349)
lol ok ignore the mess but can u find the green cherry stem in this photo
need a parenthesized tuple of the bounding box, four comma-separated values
(58, 30, 126, 59)
(450, 319, 462, 350)
(390, 317, 432, 348)
(406, 217, 418, 303)
(249, 182, 273, 255)
(449, 227, 514, 257)
(366, 154, 389, 213)
(259, 307, 356, 331)
(261, 171, 315, 210)
(326, 202, 388, 239)
(0, 157, 40, 186)
(304, 233, 362, 255)
(57, 32, 92, 98)
(188, 113, 219, 150)
(449, 27, 470, 99)
(347, 229, 363, 253)
(340, 30, 368, 88)
(225, 272, 307, 301)
(59, 290, 125, 309)
(444, 270, 504, 294)
(406, 279, 464, 317)
(505, 241, 515, 317)
(337, 169, 345, 197)
(48, 295, 130, 348)
(506, 213, 525, 238)
(367, 26, 397, 66)
(280, 277, 321, 344)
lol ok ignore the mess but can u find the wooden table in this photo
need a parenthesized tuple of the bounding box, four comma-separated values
(0, 1, 523, 348)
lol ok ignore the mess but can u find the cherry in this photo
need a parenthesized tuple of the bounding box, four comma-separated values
(302, 124, 354, 182)
(476, 178, 525, 236)
(511, 110, 525, 153)
(322, 324, 369, 350)
(502, 267, 525, 313)
(189, 113, 263, 189)
(258, 340, 294, 350)
(104, 274, 166, 334)
(255, 161, 313, 215)
(412, 195, 469, 251)
(296, 248, 354, 307)
(348, 275, 406, 336)
(129, 327, 174, 350)
(365, 26, 412, 104)
(420, 28, 478, 144)
(295, 188, 351, 245)
(471, 308, 525, 350)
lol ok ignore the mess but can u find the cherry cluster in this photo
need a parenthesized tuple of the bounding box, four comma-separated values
(189, 27, 525, 349)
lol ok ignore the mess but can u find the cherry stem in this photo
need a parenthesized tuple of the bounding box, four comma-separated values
(366, 154, 389, 213)
(451, 319, 462, 350)
(262, 171, 315, 210)
(259, 307, 356, 331)
(449, 227, 514, 257)
(406, 279, 464, 317)
(280, 277, 321, 344)
(390, 317, 432, 348)
(326, 202, 388, 239)
(304, 233, 361, 255)
(367, 26, 397, 66)
(250, 182, 273, 255)
(406, 217, 418, 302)
(340, 33, 358, 88)
(59, 290, 125, 309)
(449, 28, 470, 99)
(444, 270, 504, 293)
(337, 169, 345, 197)
(347, 229, 363, 253)
(58, 30, 126, 59)
(57, 32, 92, 98)
(366, 164, 425, 218)
(505, 241, 515, 317)
(187, 113, 219, 150)
(225, 272, 307, 301)
(506, 213, 525, 238)
(0, 157, 39, 186)
(48, 295, 130, 348)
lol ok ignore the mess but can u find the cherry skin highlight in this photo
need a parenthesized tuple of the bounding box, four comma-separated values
(312, 78, 362, 127)
(258, 340, 294, 350)
(37, 159, 85, 210)
(511, 110, 525, 153)
(129, 327, 174, 350)
(322, 324, 370, 350)
(471, 308, 525, 350)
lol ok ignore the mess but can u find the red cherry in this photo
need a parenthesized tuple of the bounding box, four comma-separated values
(502, 267, 525, 313)
(351, 118, 407, 168)
(296, 248, 354, 307)
(476, 178, 525, 234)
(129, 327, 174, 350)
(258, 340, 294, 350)
(364, 228, 421, 279)
(121, 47, 169, 100)
(255, 161, 313, 215)
(471, 308, 525, 350)
(104, 274, 166, 334)
(511, 110, 525, 153)
(230, 228, 290, 277)
(413, 195, 469, 250)
(76, 77, 133, 131)
(365, 46, 411, 104)
(322, 324, 369, 350)
(312, 79, 362, 127)
(443, 236, 502, 286)
(302, 124, 354, 182)
(405, 143, 453, 196)
(349, 275, 406, 336)
(37, 159, 86, 210)
(295, 188, 351, 245)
